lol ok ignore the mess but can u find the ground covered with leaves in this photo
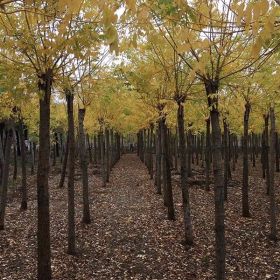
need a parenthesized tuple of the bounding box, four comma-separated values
(0, 154, 280, 279)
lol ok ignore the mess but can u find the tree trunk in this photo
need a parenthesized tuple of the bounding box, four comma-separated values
(187, 128, 192, 177)
(13, 131, 17, 181)
(223, 119, 229, 202)
(205, 80, 225, 280)
(0, 124, 13, 229)
(58, 134, 69, 188)
(269, 107, 277, 240)
(31, 141, 35, 175)
(155, 122, 162, 194)
(242, 101, 250, 217)
(100, 131, 106, 187)
(275, 132, 279, 172)
(66, 92, 76, 255)
(205, 118, 211, 191)
(37, 70, 52, 280)
(149, 125, 154, 179)
(160, 117, 175, 220)
(19, 119, 27, 210)
(86, 133, 93, 164)
(264, 114, 270, 195)
(105, 128, 110, 183)
(177, 102, 193, 245)
(78, 109, 91, 224)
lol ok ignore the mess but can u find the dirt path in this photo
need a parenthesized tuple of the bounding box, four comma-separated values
(1, 153, 280, 280)
(69, 153, 195, 280)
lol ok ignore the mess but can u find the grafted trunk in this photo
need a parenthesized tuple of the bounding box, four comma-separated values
(37, 70, 52, 280)
(66, 92, 76, 255)
(205, 80, 225, 280)
(78, 109, 91, 224)
(269, 107, 277, 240)
(177, 102, 193, 245)
(0, 124, 13, 230)
(242, 101, 251, 217)
(19, 119, 27, 210)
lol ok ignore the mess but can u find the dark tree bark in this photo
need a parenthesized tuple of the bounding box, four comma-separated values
(252, 133, 256, 168)
(100, 131, 106, 187)
(78, 109, 91, 224)
(155, 122, 162, 195)
(177, 101, 193, 245)
(12, 128, 18, 182)
(160, 117, 175, 220)
(205, 118, 211, 191)
(66, 91, 76, 255)
(58, 134, 69, 188)
(93, 135, 97, 164)
(13, 137, 17, 182)
(223, 119, 229, 202)
(275, 132, 279, 172)
(0, 124, 13, 230)
(269, 107, 277, 240)
(261, 131, 266, 179)
(105, 128, 110, 183)
(187, 128, 192, 177)
(205, 80, 225, 280)
(37, 69, 52, 280)
(264, 114, 270, 195)
(86, 134, 93, 164)
(19, 119, 27, 210)
(149, 125, 154, 179)
(242, 101, 251, 217)
(97, 133, 102, 164)
(31, 141, 35, 175)
(174, 129, 178, 172)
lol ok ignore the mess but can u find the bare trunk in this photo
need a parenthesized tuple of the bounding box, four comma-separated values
(66, 92, 76, 255)
(19, 119, 27, 210)
(269, 107, 277, 240)
(37, 70, 52, 280)
(177, 102, 193, 245)
(0, 124, 13, 229)
(78, 109, 91, 224)
(155, 122, 162, 194)
(242, 102, 251, 217)
(205, 80, 225, 280)
(223, 119, 229, 202)
(205, 118, 211, 191)
(160, 117, 175, 220)
(100, 131, 106, 187)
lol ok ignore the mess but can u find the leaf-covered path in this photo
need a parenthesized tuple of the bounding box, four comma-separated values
(73, 153, 196, 280)
(1, 153, 280, 280)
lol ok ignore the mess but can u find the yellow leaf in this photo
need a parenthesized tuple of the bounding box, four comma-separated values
(177, 43, 190, 54)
